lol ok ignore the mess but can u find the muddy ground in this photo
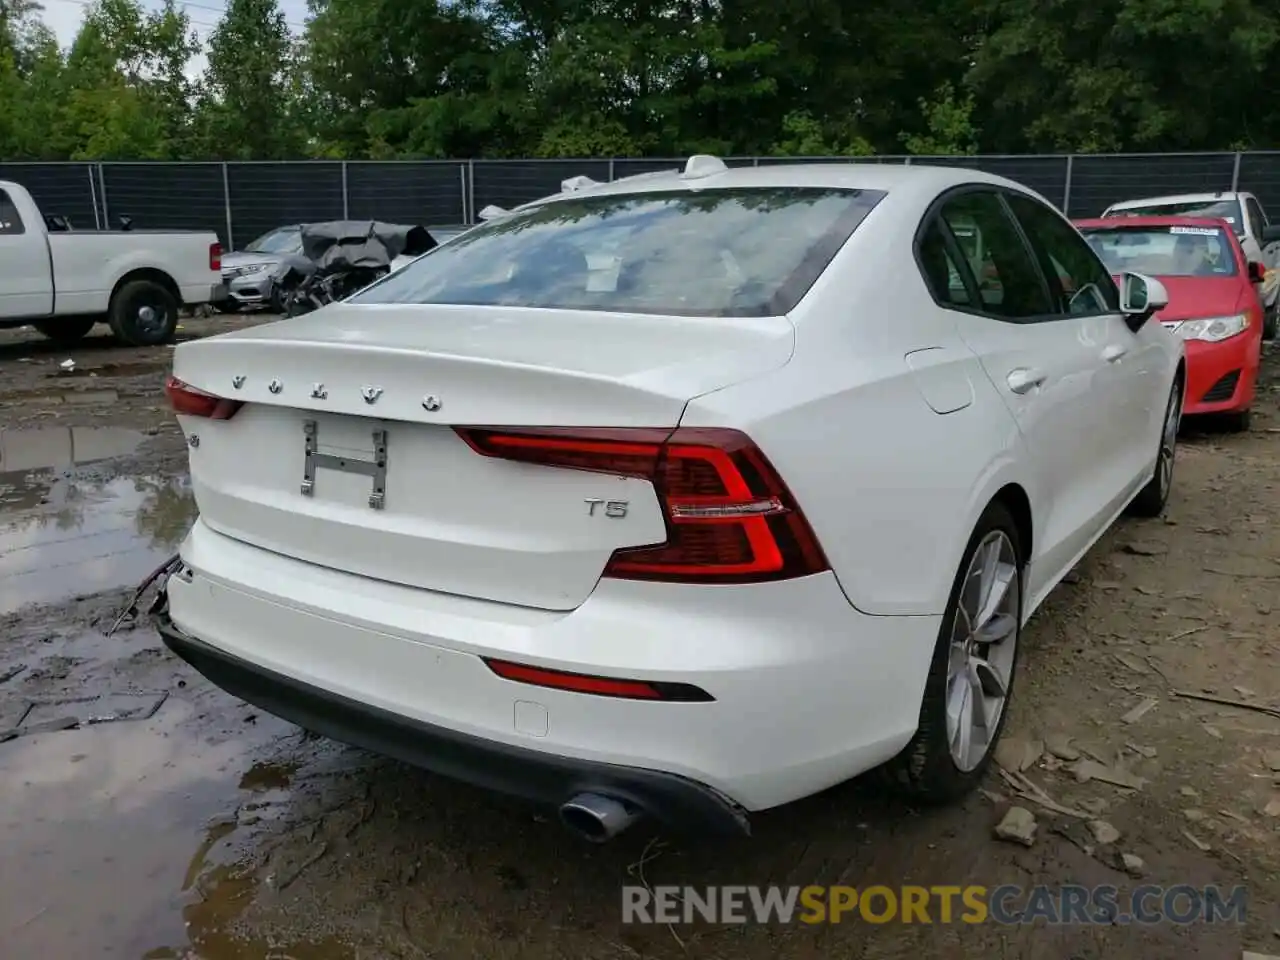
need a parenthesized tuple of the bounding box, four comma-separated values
(1, 316, 1279, 959)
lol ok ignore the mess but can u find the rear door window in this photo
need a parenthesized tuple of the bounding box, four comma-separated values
(933, 190, 1055, 321)
(351, 186, 887, 317)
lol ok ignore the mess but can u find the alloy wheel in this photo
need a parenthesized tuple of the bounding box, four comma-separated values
(945, 530, 1020, 772)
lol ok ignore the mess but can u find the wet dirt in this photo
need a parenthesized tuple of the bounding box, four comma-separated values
(2, 317, 1280, 959)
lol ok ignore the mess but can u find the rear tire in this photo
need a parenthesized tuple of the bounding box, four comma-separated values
(1127, 377, 1182, 518)
(32, 316, 97, 346)
(879, 500, 1024, 803)
(1264, 304, 1277, 341)
(108, 279, 180, 347)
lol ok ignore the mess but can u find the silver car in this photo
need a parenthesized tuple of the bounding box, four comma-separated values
(217, 225, 303, 312)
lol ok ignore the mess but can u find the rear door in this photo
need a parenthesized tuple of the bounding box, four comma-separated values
(925, 188, 1113, 600)
(0, 187, 53, 318)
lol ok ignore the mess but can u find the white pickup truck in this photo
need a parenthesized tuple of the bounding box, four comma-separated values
(0, 179, 226, 346)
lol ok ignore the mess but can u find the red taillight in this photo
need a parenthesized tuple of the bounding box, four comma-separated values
(484, 659, 713, 702)
(165, 375, 242, 420)
(209, 242, 222, 272)
(455, 426, 829, 584)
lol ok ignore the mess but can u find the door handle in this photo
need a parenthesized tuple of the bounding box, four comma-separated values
(1006, 368, 1046, 395)
(1102, 344, 1128, 363)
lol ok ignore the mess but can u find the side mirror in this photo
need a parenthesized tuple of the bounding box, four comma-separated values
(1118, 271, 1168, 331)
(1262, 224, 1280, 244)
(1248, 261, 1267, 284)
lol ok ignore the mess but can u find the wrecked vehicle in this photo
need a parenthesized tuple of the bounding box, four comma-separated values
(269, 220, 441, 317)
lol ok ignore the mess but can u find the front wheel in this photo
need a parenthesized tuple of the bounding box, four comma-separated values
(108, 279, 180, 346)
(1264, 302, 1278, 341)
(879, 501, 1024, 803)
(1127, 377, 1182, 518)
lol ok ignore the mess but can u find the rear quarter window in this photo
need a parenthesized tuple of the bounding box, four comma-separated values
(351, 187, 888, 318)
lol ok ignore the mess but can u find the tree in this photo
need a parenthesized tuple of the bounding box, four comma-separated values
(195, 0, 302, 158)
(57, 0, 198, 159)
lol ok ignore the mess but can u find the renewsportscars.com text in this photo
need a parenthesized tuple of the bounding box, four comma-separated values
(621, 884, 1248, 926)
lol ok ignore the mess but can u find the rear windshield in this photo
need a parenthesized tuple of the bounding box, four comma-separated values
(1081, 225, 1239, 278)
(350, 187, 886, 317)
(1106, 199, 1243, 236)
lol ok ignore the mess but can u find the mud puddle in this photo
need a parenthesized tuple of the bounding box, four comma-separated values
(0, 694, 334, 958)
(0, 426, 197, 614)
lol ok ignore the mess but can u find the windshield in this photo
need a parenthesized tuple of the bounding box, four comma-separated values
(1106, 200, 1243, 236)
(245, 226, 301, 254)
(350, 187, 886, 317)
(1081, 225, 1239, 277)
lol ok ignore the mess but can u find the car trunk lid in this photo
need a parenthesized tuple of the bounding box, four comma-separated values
(171, 302, 794, 610)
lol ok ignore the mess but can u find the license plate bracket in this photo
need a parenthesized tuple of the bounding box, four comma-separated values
(301, 419, 388, 509)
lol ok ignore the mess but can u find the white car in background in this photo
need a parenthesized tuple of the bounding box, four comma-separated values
(1104, 191, 1280, 338)
(154, 157, 1184, 841)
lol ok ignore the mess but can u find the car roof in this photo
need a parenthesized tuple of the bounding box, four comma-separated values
(1106, 192, 1245, 210)
(526, 158, 1051, 212)
(1075, 215, 1235, 230)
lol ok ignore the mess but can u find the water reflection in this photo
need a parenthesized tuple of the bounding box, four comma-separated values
(0, 426, 196, 613)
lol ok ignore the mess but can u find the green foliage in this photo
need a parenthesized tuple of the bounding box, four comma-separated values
(2, 0, 1279, 160)
(902, 83, 979, 156)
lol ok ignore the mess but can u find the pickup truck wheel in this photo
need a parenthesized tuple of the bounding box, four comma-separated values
(32, 316, 97, 346)
(109, 280, 179, 347)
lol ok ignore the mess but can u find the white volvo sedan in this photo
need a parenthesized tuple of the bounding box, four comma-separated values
(154, 156, 1185, 842)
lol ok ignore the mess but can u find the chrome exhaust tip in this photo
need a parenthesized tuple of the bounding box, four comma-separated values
(559, 792, 642, 842)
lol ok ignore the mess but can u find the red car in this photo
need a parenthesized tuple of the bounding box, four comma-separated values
(1074, 215, 1265, 432)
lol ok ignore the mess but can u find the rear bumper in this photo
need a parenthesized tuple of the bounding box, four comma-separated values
(1183, 334, 1260, 414)
(156, 608, 750, 835)
(161, 520, 937, 818)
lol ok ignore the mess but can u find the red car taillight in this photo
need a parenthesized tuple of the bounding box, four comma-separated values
(165, 375, 242, 420)
(454, 426, 830, 584)
(209, 242, 222, 272)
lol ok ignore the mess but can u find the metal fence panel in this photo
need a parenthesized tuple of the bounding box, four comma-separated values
(1065, 153, 1237, 218)
(226, 161, 345, 249)
(471, 159, 611, 211)
(345, 161, 466, 226)
(9, 154, 1280, 237)
(909, 155, 1072, 210)
(0, 162, 98, 230)
(753, 156, 909, 165)
(100, 162, 228, 244)
(1236, 151, 1280, 212)
(611, 158, 685, 178)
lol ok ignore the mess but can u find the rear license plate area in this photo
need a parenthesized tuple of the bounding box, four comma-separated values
(300, 415, 388, 509)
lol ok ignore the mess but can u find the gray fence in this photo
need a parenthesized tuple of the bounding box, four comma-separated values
(3, 152, 1278, 250)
